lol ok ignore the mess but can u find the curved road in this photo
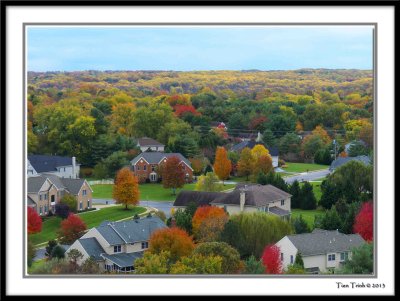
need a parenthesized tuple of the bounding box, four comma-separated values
(283, 169, 330, 184)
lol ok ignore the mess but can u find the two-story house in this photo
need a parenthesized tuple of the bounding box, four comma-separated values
(173, 184, 291, 219)
(27, 155, 80, 179)
(137, 137, 165, 153)
(275, 229, 366, 274)
(27, 174, 93, 215)
(65, 215, 167, 273)
(130, 152, 193, 183)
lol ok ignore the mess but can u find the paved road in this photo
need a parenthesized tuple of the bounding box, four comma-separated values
(33, 245, 70, 262)
(283, 169, 331, 184)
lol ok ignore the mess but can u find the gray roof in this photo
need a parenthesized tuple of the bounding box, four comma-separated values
(27, 176, 48, 193)
(231, 141, 279, 156)
(131, 152, 192, 168)
(41, 173, 66, 190)
(28, 155, 79, 173)
(101, 252, 144, 268)
(286, 229, 365, 256)
(78, 238, 105, 261)
(345, 140, 367, 152)
(173, 191, 226, 207)
(329, 155, 371, 171)
(27, 196, 36, 206)
(211, 184, 291, 207)
(268, 206, 291, 217)
(60, 178, 86, 195)
(137, 137, 164, 147)
(96, 216, 167, 246)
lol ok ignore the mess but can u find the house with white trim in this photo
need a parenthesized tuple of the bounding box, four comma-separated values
(137, 137, 165, 152)
(275, 229, 366, 274)
(27, 155, 80, 179)
(130, 152, 193, 183)
(65, 215, 167, 273)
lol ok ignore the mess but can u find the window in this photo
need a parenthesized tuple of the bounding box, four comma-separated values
(144, 165, 147, 171)
(87, 200, 90, 208)
(151, 165, 156, 172)
(290, 255, 294, 264)
(137, 165, 140, 171)
(79, 201, 83, 210)
(82, 189, 87, 196)
(328, 254, 336, 261)
(340, 252, 348, 261)
(281, 200, 285, 206)
(141, 242, 149, 249)
(44, 194, 47, 200)
(39, 206, 42, 215)
(281, 253, 284, 261)
(39, 194, 42, 201)
(64, 167, 66, 172)
(114, 245, 122, 253)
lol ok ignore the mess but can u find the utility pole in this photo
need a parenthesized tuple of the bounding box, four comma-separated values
(333, 139, 337, 160)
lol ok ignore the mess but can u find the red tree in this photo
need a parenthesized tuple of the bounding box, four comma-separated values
(162, 156, 185, 195)
(58, 213, 87, 244)
(261, 244, 283, 274)
(192, 205, 228, 237)
(353, 201, 373, 242)
(174, 105, 201, 117)
(27, 207, 42, 234)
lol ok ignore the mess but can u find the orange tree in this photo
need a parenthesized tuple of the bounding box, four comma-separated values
(213, 146, 232, 184)
(162, 156, 185, 195)
(148, 227, 195, 262)
(112, 167, 140, 210)
(192, 205, 228, 239)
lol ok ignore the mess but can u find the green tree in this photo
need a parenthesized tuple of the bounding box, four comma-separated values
(174, 209, 193, 234)
(348, 141, 369, 157)
(237, 147, 254, 180)
(256, 172, 268, 185)
(45, 240, 58, 258)
(61, 194, 77, 213)
(279, 133, 302, 155)
(80, 256, 101, 274)
(318, 207, 343, 231)
(262, 129, 276, 147)
(285, 264, 306, 274)
(294, 252, 304, 268)
(243, 255, 265, 274)
(134, 251, 171, 274)
(170, 254, 223, 274)
(27, 237, 36, 268)
(195, 172, 223, 192)
(292, 215, 310, 234)
(289, 180, 301, 209)
(51, 245, 66, 260)
(300, 182, 317, 210)
(338, 243, 373, 274)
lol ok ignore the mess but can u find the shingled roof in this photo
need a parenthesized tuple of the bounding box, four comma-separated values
(173, 191, 225, 207)
(131, 152, 192, 169)
(286, 229, 365, 256)
(329, 155, 371, 171)
(211, 184, 291, 207)
(101, 252, 144, 268)
(137, 137, 164, 147)
(27, 175, 88, 195)
(27, 176, 49, 193)
(28, 155, 79, 173)
(231, 141, 279, 156)
(78, 237, 106, 261)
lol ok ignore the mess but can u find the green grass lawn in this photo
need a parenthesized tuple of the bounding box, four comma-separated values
(300, 181, 323, 202)
(28, 258, 46, 274)
(92, 183, 236, 201)
(30, 205, 146, 246)
(291, 209, 324, 228)
(282, 162, 329, 173)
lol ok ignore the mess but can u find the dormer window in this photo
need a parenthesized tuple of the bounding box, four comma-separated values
(114, 245, 122, 253)
(141, 242, 149, 249)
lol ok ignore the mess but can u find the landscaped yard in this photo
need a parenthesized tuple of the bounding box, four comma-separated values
(282, 162, 329, 173)
(30, 205, 146, 246)
(291, 209, 324, 228)
(92, 183, 236, 201)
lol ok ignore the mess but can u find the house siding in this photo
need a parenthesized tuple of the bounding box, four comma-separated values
(81, 228, 115, 255)
(66, 240, 91, 265)
(275, 236, 298, 269)
(269, 197, 291, 212)
(76, 181, 92, 211)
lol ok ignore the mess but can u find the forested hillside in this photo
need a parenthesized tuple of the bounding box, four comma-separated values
(27, 69, 373, 175)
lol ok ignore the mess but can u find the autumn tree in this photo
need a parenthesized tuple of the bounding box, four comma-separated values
(27, 207, 42, 234)
(162, 156, 186, 195)
(195, 172, 223, 192)
(261, 244, 283, 274)
(192, 206, 228, 238)
(112, 167, 140, 210)
(353, 201, 373, 242)
(170, 254, 223, 274)
(213, 146, 232, 184)
(148, 227, 195, 262)
(134, 251, 171, 274)
(189, 157, 205, 176)
(58, 213, 87, 244)
(250, 145, 273, 178)
(61, 194, 77, 213)
(237, 147, 254, 180)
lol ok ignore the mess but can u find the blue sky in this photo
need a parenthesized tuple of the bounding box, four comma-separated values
(27, 26, 373, 71)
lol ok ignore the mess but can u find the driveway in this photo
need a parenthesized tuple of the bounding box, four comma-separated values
(284, 168, 330, 184)
(33, 244, 70, 262)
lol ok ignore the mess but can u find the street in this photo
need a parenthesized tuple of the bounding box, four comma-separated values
(283, 168, 330, 184)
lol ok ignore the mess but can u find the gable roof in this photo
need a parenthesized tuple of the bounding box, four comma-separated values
(60, 178, 87, 195)
(329, 155, 371, 171)
(41, 173, 66, 190)
(28, 155, 79, 173)
(173, 191, 225, 207)
(137, 137, 164, 147)
(78, 237, 106, 261)
(286, 229, 365, 256)
(95, 216, 167, 246)
(131, 152, 191, 168)
(27, 176, 49, 193)
(211, 184, 291, 207)
(230, 141, 279, 156)
(101, 252, 144, 268)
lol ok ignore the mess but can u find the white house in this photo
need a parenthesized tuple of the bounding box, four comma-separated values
(275, 229, 365, 274)
(65, 215, 167, 273)
(27, 155, 80, 179)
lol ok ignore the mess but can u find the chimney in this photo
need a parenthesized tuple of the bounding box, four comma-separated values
(240, 186, 247, 212)
(72, 156, 76, 179)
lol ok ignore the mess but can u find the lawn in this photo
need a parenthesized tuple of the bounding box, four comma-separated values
(291, 209, 324, 228)
(28, 258, 46, 274)
(92, 183, 236, 201)
(282, 162, 329, 173)
(30, 205, 146, 246)
(300, 181, 323, 202)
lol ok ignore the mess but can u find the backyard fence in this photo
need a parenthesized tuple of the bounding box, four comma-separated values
(88, 179, 114, 185)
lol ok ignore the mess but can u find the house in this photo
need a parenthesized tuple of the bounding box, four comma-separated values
(329, 155, 371, 172)
(130, 152, 193, 183)
(27, 155, 80, 179)
(230, 141, 279, 168)
(275, 229, 365, 274)
(137, 137, 165, 153)
(65, 215, 167, 273)
(344, 140, 367, 154)
(27, 174, 93, 215)
(173, 184, 291, 219)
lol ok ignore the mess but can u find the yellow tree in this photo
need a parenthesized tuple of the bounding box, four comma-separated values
(237, 147, 254, 180)
(251, 144, 270, 161)
(251, 145, 273, 178)
(213, 147, 232, 184)
(312, 125, 332, 145)
(112, 167, 140, 210)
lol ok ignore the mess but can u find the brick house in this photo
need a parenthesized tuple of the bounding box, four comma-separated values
(130, 152, 193, 183)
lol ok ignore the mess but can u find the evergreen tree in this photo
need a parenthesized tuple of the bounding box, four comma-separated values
(292, 215, 310, 234)
(257, 172, 268, 185)
(289, 180, 301, 209)
(294, 252, 304, 268)
(300, 182, 317, 210)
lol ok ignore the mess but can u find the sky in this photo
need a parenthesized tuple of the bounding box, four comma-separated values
(27, 26, 373, 72)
